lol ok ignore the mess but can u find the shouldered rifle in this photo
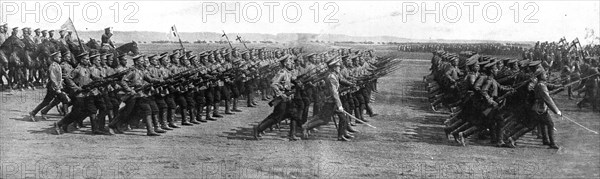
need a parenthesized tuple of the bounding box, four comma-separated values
(550, 73, 599, 95)
(482, 78, 534, 115)
(75, 68, 133, 94)
(268, 69, 329, 107)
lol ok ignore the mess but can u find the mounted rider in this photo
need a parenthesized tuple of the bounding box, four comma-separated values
(0, 23, 8, 45)
(101, 27, 115, 53)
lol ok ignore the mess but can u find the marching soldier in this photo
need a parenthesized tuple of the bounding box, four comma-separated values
(253, 55, 303, 141)
(159, 53, 182, 128)
(143, 55, 168, 133)
(36, 51, 75, 118)
(302, 56, 354, 141)
(109, 54, 164, 136)
(89, 53, 113, 135)
(54, 52, 104, 134)
(509, 71, 563, 149)
(29, 52, 65, 121)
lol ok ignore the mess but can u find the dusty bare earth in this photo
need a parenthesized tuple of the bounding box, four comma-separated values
(1, 46, 599, 178)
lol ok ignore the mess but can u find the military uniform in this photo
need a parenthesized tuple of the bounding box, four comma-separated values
(30, 52, 64, 121)
(302, 57, 353, 141)
(109, 55, 163, 136)
(253, 55, 303, 140)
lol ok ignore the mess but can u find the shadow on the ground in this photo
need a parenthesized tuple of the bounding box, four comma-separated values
(221, 119, 341, 141)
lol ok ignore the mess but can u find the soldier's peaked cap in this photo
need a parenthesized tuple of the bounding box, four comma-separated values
(132, 54, 144, 61)
(159, 52, 169, 57)
(77, 52, 89, 58)
(484, 59, 498, 68)
(528, 60, 541, 67)
(327, 56, 341, 67)
(466, 57, 478, 66)
(89, 53, 100, 58)
(117, 54, 127, 59)
(50, 52, 60, 57)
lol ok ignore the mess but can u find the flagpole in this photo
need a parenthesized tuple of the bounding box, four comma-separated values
(236, 35, 249, 50)
(173, 25, 185, 52)
(68, 18, 86, 52)
(222, 30, 234, 49)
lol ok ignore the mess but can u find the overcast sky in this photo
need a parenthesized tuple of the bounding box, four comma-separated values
(2, 1, 599, 43)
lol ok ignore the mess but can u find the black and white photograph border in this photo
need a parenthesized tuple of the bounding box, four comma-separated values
(0, 0, 599, 178)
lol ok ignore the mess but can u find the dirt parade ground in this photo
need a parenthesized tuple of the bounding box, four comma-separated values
(0, 48, 599, 179)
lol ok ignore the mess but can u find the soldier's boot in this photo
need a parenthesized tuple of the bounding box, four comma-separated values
(365, 103, 378, 117)
(196, 107, 207, 123)
(347, 124, 359, 133)
(90, 114, 99, 134)
(253, 118, 274, 140)
(358, 104, 367, 122)
(251, 95, 258, 106)
(458, 126, 479, 146)
(536, 124, 543, 139)
(288, 120, 300, 141)
(224, 100, 234, 115)
(547, 126, 559, 149)
(261, 90, 268, 101)
(189, 109, 201, 124)
(247, 94, 255, 107)
(337, 116, 351, 142)
(506, 126, 532, 148)
(450, 122, 470, 142)
(152, 114, 166, 133)
(160, 111, 173, 130)
(353, 107, 361, 125)
(95, 112, 113, 135)
(213, 105, 223, 118)
(232, 99, 242, 112)
(205, 106, 217, 121)
(445, 120, 463, 140)
(181, 109, 193, 126)
(145, 116, 160, 136)
(541, 125, 550, 145)
(495, 126, 506, 147)
(107, 117, 123, 134)
(107, 110, 115, 123)
(167, 109, 180, 128)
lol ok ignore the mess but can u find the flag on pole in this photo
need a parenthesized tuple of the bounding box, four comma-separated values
(170, 25, 179, 38)
(60, 18, 76, 31)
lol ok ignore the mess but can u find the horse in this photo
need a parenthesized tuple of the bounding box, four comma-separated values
(86, 38, 100, 51)
(112, 41, 139, 56)
(67, 39, 90, 57)
(1, 38, 27, 90)
(0, 49, 8, 89)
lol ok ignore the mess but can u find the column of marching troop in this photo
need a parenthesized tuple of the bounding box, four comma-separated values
(27, 47, 286, 136)
(426, 49, 599, 149)
(252, 48, 398, 141)
(26, 45, 399, 140)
